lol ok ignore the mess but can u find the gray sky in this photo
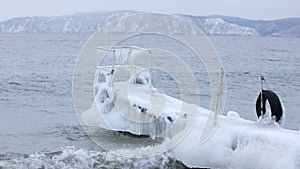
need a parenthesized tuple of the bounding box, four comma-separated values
(1, 0, 300, 21)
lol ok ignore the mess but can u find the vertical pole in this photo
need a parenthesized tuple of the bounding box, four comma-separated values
(148, 50, 151, 87)
(112, 49, 115, 73)
(260, 75, 265, 117)
(111, 49, 115, 88)
(214, 67, 224, 124)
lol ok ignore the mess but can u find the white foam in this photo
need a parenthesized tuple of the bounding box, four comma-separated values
(0, 146, 179, 169)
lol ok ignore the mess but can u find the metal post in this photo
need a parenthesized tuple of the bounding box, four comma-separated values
(112, 49, 115, 73)
(214, 67, 224, 123)
(148, 50, 151, 87)
(260, 75, 265, 117)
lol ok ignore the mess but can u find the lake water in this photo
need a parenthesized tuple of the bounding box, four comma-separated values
(0, 33, 299, 168)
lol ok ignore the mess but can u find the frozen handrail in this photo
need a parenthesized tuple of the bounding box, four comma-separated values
(97, 46, 152, 87)
(97, 46, 151, 53)
(97, 46, 151, 70)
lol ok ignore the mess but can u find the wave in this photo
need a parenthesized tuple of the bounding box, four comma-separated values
(0, 146, 186, 169)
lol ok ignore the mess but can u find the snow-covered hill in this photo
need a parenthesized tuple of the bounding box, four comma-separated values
(0, 11, 299, 36)
(183, 16, 259, 36)
(0, 11, 134, 34)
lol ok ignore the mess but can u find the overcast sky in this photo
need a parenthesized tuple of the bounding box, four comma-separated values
(1, 0, 300, 21)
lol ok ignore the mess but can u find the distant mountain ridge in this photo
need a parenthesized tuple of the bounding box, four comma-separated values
(0, 10, 299, 36)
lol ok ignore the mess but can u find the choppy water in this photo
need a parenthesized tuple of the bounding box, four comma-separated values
(0, 33, 299, 168)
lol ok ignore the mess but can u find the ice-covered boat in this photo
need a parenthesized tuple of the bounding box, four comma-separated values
(81, 46, 300, 169)
(81, 46, 193, 138)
